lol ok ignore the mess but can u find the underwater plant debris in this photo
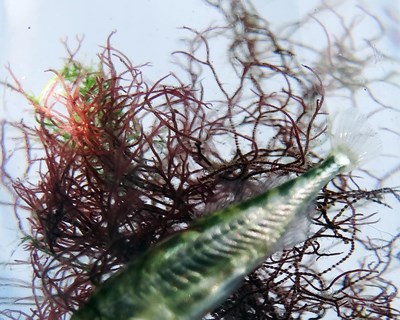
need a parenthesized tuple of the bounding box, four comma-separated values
(71, 104, 389, 319)
(1, 1, 400, 319)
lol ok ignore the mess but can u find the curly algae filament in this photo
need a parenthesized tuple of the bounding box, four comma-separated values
(72, 111, 379, 320)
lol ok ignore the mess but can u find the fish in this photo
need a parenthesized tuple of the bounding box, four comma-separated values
(71, 110, 380, 320)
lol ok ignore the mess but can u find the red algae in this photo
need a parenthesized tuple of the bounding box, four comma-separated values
(1, 1, 400, 319)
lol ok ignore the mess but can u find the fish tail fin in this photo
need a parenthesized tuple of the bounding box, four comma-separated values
(329, 108, 381, 172)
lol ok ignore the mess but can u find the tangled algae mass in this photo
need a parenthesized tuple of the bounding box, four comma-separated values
(1, 1, 400, 319)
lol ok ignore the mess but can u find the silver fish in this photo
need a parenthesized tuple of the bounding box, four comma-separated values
(72, 111, 378, 320)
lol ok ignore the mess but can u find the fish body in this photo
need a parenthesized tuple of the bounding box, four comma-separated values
(73, 154, 349, 319)
(72, 111, 378, 319)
